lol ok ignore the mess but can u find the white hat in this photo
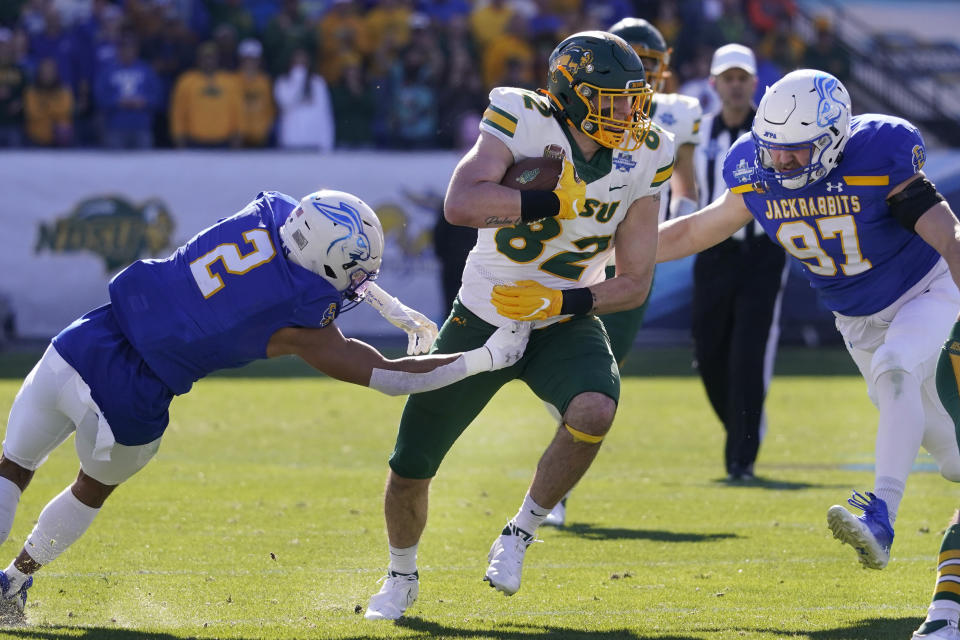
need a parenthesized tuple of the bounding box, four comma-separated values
(238, 38, 262, 58)
(710, 43, 756, 76)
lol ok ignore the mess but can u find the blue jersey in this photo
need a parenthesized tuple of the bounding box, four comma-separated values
(53, 191, 341, 445)
(722, 114, 939, 316)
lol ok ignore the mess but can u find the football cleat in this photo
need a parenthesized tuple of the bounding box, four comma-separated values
(542, 497, 567, 528)
(912, 619, 960, 640)
(827, 490, 894, 569)
(0, 571, 32, 625)
(364, 571, 418, 621)
(484, 522, 539, 596)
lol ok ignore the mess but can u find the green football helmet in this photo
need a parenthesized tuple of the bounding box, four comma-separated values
(608, 18, 671, 93)
(545, 30, 653, 152)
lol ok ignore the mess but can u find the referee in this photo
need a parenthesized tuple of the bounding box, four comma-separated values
(691, 45, 789, 482)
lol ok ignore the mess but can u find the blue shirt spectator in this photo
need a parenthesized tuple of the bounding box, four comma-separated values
(94, 35, 160, 149)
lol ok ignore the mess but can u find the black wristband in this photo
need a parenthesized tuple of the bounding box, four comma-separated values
(560, 287, 593, 315)
(520, 190, 560, 223)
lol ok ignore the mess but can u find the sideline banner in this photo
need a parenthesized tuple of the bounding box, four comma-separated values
(2, 150, 459, 339)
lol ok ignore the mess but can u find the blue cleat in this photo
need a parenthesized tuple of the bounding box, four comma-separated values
(0, 571, 32, 625)
(827, 491, 894, 569)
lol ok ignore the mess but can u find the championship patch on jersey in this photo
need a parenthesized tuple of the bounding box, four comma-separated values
(319, 302, 337, 328)
(659, 112, 676, 126)
(912, 144, 926, 173)
(612, 151, 637, 172)
(732, 158, 754, 183)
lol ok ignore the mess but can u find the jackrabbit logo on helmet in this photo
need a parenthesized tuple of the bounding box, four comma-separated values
(311, 200, 372, 263)
(814, 74, 844, 128)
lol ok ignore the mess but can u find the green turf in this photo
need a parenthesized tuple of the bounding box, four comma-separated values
(0, 374, 948, 639)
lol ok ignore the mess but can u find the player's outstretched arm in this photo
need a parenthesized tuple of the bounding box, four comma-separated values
(657, 189, 753, 263)
(908, 175, 960, 295)
(266, 322, 531, 396)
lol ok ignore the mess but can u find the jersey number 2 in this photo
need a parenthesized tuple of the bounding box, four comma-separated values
(189, 229, 276, 298)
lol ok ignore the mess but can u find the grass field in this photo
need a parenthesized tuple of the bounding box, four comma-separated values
(0, 357, 953, 639)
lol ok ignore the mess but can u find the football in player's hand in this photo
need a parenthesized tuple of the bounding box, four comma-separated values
(500, 157, 562, 191)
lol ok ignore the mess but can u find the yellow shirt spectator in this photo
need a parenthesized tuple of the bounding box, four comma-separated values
(316, 3, 369, 83)
(482, 33, 534, 89)
(24, 85, 72, 145)
(364, 0, 411, 53)
(170, 69, 242, 145)
(470, 1, 513, 50)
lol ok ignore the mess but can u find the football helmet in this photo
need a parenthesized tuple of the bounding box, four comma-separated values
(279, 189, 383, 309)
(545, 30, 653, 152)
(607, 18, 671, 93)
(752, 69, 851, 190)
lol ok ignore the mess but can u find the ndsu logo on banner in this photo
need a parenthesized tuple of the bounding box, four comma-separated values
(35, 196, 175, 272)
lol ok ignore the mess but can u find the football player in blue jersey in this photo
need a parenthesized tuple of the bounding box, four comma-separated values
(656, 69, 960, 577)
(0, 189, 531, 619)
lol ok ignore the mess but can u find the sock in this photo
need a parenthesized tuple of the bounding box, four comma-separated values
(24, 486, 99, 566)
(873, 476, 905, 525)
(927, 524, 960, 624)
(511, 492, 550, 536)
(0, 477, 21, 546)
(873, 368, 923, 523)
(388, 543, 418, 575)
(3, 562, 29, 595)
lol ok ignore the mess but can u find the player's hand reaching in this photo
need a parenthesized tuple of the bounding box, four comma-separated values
(363, 283, 439, 354)
(483, 321, 532, 370)
(553, 159, 585, 220)
(491, 280, 562, 321)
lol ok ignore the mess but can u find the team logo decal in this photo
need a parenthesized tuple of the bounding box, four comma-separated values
(319, 302, 337, 328)
(814, 74, 844, 127)
(551, 47, 594, 82)
(36, 196, 175, 272)
(912, 144, 926, 172)
(733, 158, 754, 183)
(826, 181, 844, 193)
(311, 199, 373, 262)
(613, 151, 637, 172)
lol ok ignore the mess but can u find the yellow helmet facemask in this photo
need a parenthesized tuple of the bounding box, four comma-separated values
(632, 45, 672, 93)
(574, 80, 654, 152)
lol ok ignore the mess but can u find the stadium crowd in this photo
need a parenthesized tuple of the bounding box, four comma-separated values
(0, 0, 848, 150)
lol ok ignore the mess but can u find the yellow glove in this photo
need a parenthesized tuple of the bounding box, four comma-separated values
(553, 160, 585, 220)
(491, 279, 563, 321)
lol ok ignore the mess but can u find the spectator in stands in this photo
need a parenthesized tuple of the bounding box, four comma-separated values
(329, 52, 374, 148)
(235, 38, 273, 147)
(0, 28, 27, 148)
(745, 0, 795, 36)
(436, 16, 485, 148)
(88, 4, 124, 84)
(24, 57, 73, 146)
(212, 23, 239, 71)
(364, 0, 413, 54)
(470, 0, 513, 51)
(315, 0, 369, 85)
(482, 13, 534, 90)
(420, 0, 470, 25)
(169, 41, 242, 148)
(389, 44, 437, 149)
(29, 8, 91, 142)
(94, 32, 160, 149)
(261, 0, 316, 78)
(206, 0, 257, 42)
(141, 7, 197, 147)
(273, 47, 334, 151)
(803, 15, 851, 83)
(757, 15, 804, 75)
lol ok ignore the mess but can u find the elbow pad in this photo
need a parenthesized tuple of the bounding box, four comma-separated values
(887, 178, 944, 232)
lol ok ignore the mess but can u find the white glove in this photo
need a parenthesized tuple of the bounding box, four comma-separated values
(364, 283, 439, 355)
(483, 321, 532, 370)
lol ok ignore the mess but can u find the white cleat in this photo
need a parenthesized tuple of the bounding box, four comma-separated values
(484, 523, 538, 596)
(364, 571, 419, 621)
(912, 619, 960, 639)
(542, 498, 566, 528)
(0, 572, 31, 626)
